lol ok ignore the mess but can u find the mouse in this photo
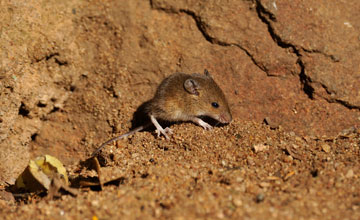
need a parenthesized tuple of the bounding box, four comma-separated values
(91, 69, 232, 157)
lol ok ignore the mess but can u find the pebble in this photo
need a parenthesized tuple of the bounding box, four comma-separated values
(263, 117, 279, 129)
(131, 153, 139, 159)
(247, 156, 255, 166)
(322, 144, 331, 153)
(236, 177, 244, 183)
(345, 169, 354, 178)
(233, 198, 243, 207)
(283, 155, 293, 163)
(255, 193, 265, 203)
(259, 182, 270, 188)
(91, 200, 100, 207)
(216, 211, 225, 219)
(253, 143, 269, 153)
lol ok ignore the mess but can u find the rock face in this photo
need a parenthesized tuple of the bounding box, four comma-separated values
(0, 0, 359, 184)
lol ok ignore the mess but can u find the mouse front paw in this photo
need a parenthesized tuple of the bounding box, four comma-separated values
(192, 118, 213, 130)
(201, 122, 213, 130)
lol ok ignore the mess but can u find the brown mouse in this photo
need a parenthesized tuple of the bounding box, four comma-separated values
(91, 69, 232, 157)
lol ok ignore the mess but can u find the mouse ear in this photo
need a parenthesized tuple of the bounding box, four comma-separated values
(184, 78, 200, 95)
(204, 69, 212, 77)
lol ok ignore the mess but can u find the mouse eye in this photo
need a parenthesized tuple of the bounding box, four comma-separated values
(211, 102, 219, 108)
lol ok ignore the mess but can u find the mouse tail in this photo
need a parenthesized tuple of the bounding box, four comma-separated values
(91, 123, 150, 157)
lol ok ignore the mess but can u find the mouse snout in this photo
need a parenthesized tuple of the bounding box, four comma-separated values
(218, 112, 232, 124)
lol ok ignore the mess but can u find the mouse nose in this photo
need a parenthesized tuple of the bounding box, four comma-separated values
(219, 112, 232, 124)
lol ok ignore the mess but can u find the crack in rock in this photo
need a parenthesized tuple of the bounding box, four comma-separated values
(255, 0, 359, 110)
(255, 1, 338, 62)
(254, 1, 315, 98)
(178, 9, 269, 73)
(330, 99, 360, 110)
(318, 84, 360, 110)
(149, 1, 269, 74)
(301, 48, 341, 62)
(32, 52, 68, 66)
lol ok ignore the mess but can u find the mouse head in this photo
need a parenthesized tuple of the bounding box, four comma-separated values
(184, 69, 232, 124)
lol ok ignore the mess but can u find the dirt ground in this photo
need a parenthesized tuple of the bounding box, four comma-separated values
(0, 0, 360, 219)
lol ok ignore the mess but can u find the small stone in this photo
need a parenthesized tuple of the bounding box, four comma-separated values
(155, 208, 162, 218)
(236, 177, 244, 183)
(247, 157, 255, 166)
(255, 193, 265, 203)
(345, 169, 354, 178)
(253, 143, 269, 153)
(322, 144, 331, 153)
(331, 55, 340, 62)
(91, 200, 100, 207)
(259, 182, 270, 188)
(283, 155, 293, 163)
(235, 134, 241, 139)
(263, 117, 279, 129)
(131, 153, 139, 158)
(216, 211, 225, 219)
(233, 198, 243, 207)
(292, 144, 299, 149)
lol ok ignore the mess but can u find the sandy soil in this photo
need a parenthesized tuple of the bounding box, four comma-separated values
(0, 0, 359, 219)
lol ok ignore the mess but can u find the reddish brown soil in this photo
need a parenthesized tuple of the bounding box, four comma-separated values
(0, 0, 359, 219)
